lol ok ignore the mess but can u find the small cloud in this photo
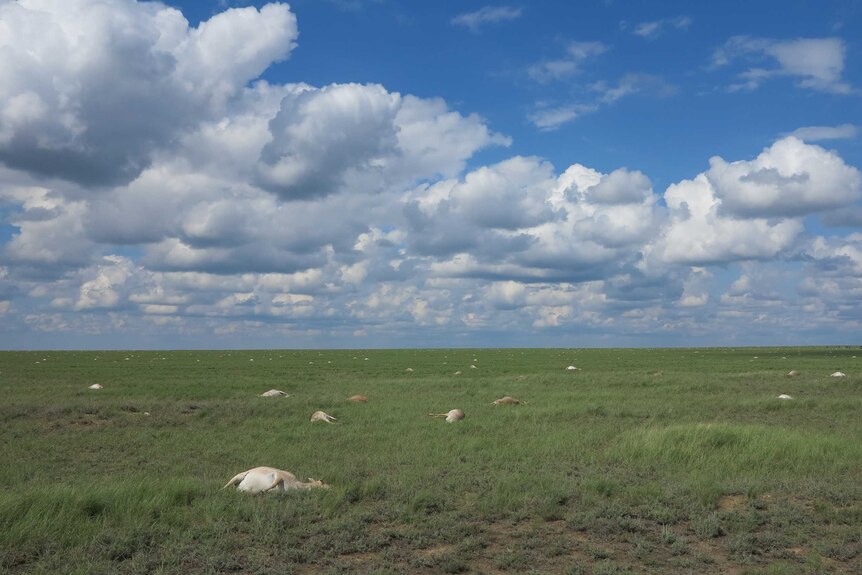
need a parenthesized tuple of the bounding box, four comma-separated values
(590, 73, 677, 103)
(678, 294, 708, 307)
(633, 21, 661, 38)
(788, 124, 858, 142)
(672, 16, 692, 29)
(633, 16, 691, 39)
(451, 6, 522, 32)
(712, 36, 853, 94)
(528, 41, 607, 83)
(529, 73, 674, 130)
(528, 104, 597, 131)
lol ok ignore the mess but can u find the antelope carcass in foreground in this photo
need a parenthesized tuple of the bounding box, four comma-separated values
(223, 467, 329, 493)
(310, 410, 337, 423)
(428, 408, 465, 422)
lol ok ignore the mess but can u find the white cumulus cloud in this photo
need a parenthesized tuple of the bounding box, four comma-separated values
(712, 36, 852, 94)
(451, 6, 522, 32)
(2, 1, 862, 347)
(0, 0, 298, 186)
(707, 137, 861, 218)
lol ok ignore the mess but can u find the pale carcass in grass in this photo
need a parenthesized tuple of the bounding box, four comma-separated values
(348, 395, 368, 403)
(310, 410, 337, 423)
(786, 370, 800, 377)
(831, 371, 846, 377)
(428, 409, 464, 422)
(492, 396, 525, 406)
(566, 365, 578, 371)
(223, 467, 329, 493)
(88, 384, 103, 390)
(259, 389, 289, 397)
(777, 394, 794, 400)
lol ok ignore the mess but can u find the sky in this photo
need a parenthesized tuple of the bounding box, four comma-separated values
(0, 0, 861, 350)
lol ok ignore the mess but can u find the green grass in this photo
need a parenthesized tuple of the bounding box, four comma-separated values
(0, 347, 860, 574)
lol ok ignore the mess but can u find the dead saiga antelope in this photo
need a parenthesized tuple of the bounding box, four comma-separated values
(428, 408, 464, 422)
(310, 410, 337, 423)
(223, 466, 329, 494)
(491, 396, 526, 406)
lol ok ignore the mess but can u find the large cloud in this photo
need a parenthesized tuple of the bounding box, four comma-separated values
(257, 83, 401, 199)
(403, 158, 660, 283)
(1, 1, 862, 347)
(647, 173, 803, 266)
(0, 0, 297, 186)
(257, 84, 507, 200)
(1, 183, 96, 275)
(707, 137, 861, 218)
(645, 137, 861, 267)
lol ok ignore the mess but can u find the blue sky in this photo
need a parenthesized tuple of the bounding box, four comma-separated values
(0, 0, 860, 349)
(249, 0, 862, 180)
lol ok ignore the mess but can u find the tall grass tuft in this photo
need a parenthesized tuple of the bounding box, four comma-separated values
(609, 422, 861, 479)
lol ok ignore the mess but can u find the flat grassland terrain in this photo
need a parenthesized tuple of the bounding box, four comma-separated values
(1, 347, 860, 574)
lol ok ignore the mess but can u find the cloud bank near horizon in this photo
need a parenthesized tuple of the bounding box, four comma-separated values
(0, 1, 860, 348)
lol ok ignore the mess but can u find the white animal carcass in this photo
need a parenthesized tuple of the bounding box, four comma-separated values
(259, 389, 289, 397)
(88, 384, 103, 390)
(223, 467, 329, 493)
(492, 396, 524, 405)
(429, 409, 465, 422)
(310, 410, 337, 423)
(566, 365, 578, 371)
(777, 394, 794, 400)
(831, 371, 847, 377)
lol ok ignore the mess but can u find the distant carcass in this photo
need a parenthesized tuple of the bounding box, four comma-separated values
(223, 467, 329, 493)
(492, 396, 525, 405)
(259, 389, 289, 397)
(428, 409, 465, 422)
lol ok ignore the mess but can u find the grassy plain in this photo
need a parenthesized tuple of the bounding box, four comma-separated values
(1, 347, 860, 574)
